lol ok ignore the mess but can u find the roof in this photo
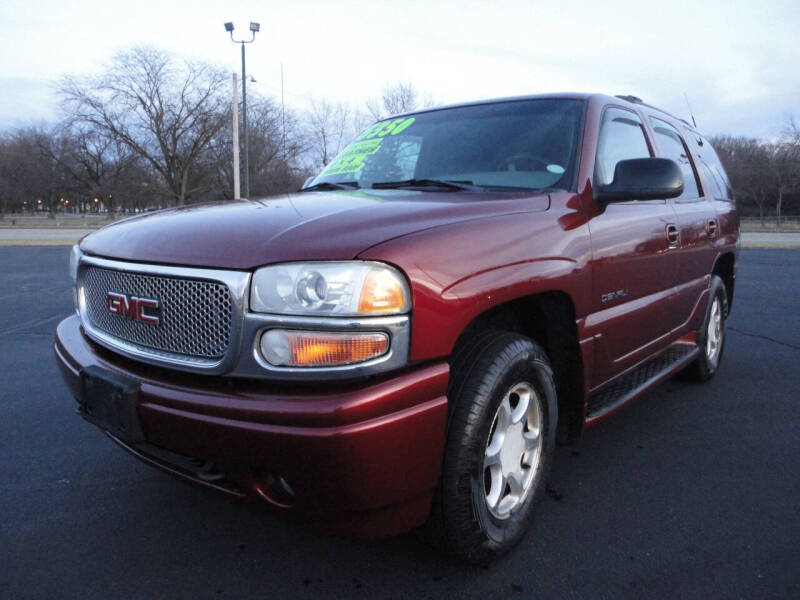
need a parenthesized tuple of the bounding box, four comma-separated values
(389, 92, 595, 119)
(384, 92, 706, 140)
(390, 92, 694, 130)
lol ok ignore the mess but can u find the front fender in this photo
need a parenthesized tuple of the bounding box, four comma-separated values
(359, 205, 592, 362)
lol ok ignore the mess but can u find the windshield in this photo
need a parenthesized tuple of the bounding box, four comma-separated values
(310, 98, 585, 191)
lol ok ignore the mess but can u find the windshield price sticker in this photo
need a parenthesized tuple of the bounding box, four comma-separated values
(321, 138, 383, 175)
(322, 117, 416, 176)
(356, 117, 415, 141)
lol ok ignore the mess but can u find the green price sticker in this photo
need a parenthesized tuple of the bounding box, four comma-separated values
(356, 116, 416, 141)
(321, 117, 416, 176)
(321, 138, 383, 176)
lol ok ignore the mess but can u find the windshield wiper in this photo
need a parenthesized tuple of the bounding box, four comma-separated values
(299, 181, 359, 192)
(371, 178, 478, 191)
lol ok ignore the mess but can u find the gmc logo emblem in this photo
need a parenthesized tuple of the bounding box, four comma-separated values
(106, 291, 161, 325)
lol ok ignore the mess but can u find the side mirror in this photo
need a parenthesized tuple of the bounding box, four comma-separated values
(596, 158, 683, 202)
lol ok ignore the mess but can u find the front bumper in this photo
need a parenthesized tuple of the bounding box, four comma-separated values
(54, 315, 449, 538)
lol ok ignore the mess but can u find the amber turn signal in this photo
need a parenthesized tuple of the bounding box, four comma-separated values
(260, 329, 389, 367)
(358, 268, 408, 314)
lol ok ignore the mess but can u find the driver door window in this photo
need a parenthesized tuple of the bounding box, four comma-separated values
(595, 108, 652, 186)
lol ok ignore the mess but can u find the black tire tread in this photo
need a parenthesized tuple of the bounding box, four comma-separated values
(425, 330, 556, 564)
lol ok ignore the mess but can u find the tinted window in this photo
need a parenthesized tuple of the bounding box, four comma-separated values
(697, 162, 724, 199)
(313, 99, 585, 191)
(650, 118, 700, 200)
(595, 108, 651, 186)
(694, 135, 733, 202)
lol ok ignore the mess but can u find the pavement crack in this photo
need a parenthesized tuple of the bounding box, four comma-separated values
(728, 326, 800, 351)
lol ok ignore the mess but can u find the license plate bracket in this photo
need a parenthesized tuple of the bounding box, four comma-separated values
(80, 366, 143, 444)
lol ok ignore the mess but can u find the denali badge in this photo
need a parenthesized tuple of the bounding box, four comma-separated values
(106, 291, 161, 325)
(601, 289, 630, 304)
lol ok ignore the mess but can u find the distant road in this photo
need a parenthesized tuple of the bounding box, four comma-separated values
(0, 228, 95, 245)
(2, 228, 800, 248)
(740, 232, 800, 247)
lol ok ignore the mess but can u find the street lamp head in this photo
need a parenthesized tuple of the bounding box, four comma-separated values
(224, 22, 234, 32)
(249, 21, 260, 32)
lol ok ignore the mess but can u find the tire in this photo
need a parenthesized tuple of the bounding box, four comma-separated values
(425, 331, 558, 564)
(682, 274, 728, 382)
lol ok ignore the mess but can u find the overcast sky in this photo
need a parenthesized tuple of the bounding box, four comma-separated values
(0, 0, 797, 138)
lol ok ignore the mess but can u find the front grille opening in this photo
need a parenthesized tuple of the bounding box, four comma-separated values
(81, 266, 233, 360)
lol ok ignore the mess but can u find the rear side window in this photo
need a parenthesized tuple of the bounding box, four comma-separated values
(649, 118, 701, 200)
(595, 108, 652, 187)
(694, 135, 734, 202)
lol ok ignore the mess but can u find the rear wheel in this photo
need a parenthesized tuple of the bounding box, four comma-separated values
(682, 274, 728, 382)
(426, 331, 557, 564)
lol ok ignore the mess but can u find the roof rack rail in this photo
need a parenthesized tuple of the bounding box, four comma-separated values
(615, 95, 643, 104)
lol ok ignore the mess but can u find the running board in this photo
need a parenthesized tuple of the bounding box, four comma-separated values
(586, 343, 699, 424)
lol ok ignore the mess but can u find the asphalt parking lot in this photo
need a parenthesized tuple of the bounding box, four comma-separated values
(1, 247, 798, 599)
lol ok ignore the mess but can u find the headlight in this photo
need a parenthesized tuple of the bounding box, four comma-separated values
(250, 261, 411, 316)
(69, 244, 81, 283)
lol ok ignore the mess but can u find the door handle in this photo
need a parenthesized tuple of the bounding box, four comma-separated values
(707, 219, 717, 237)
(666, 223, 679, 247)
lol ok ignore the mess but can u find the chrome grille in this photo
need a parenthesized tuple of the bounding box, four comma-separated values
(82, 266, 233, 359)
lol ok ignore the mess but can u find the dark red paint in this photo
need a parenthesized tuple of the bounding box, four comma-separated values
(55, 93, 739, 537)
(55, 315, 449, 537)
(80, 190, 549, 269)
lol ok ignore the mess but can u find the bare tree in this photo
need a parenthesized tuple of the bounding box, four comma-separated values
(60, 47, 228, 206)
(209, 95, 307, 197)
(304, 97, 353, 168)
(365, 81, 436, 121)
(712, 135, 773, 224)
(772, 145, 800, 226)
(777, 117, 800, 225)
(248, 98, 307, 193)
(0, 136, 13, 216)
(36, 125, 142, 215)
(0, 126, 74, 216)
(783, 116, 800, 147)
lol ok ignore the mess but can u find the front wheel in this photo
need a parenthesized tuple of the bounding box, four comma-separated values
(425, 331, 558, 564)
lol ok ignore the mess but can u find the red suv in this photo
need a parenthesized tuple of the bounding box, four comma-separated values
(55, 93, 738, 563)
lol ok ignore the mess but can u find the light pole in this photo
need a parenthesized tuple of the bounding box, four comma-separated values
(231, 72, 240, 200)
(224, 21, 260, 199)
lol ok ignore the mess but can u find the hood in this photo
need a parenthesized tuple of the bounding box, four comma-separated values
(80, 189, 549, 269)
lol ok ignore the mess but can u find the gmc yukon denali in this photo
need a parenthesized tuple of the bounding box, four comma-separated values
(55, 93, 739, 563)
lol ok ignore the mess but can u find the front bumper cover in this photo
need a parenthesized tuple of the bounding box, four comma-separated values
(54, 315, 449, 538)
